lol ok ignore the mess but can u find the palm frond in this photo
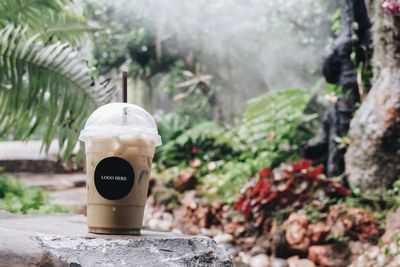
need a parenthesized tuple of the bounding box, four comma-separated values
(0, 25, 115, 159)
(0, 0, 64, 26)
(29, 7, 100, 45)
(0, 0, 97, 45)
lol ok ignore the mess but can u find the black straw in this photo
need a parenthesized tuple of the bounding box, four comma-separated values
(122, 71, 128, 103)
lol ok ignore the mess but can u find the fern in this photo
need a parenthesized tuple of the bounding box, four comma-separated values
(157, 111, 192, 142)
(0, 25, 115, 158)
(201, 88, 317, 203)
(156, 121, 237, 168)
(227, 88, 316, 149)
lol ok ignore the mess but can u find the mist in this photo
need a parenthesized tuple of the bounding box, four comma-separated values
(88, 0, 334, 116)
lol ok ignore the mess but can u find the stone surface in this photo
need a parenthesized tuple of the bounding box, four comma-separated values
(219, 244, 238, 257)
(383, 207, 400, 243)
(15, 173, 87, 212)
(49, 187, 87, 208)
(271, 258, 288, 267)
(18, 173, 86, 191)
(0, 140, 80, 172)
(345, 2, 400, 193)
(0, 212, 233, 266)
(214, 233, 234, 244)
(308, 244, 350, 267)
(0, 140, 60, 161)
(250, 246, 267, 256)
(249, 254, 270, 267)
(287, 256, 315, 267)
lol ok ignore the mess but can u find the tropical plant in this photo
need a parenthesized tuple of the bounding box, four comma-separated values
(156, 110, 193, 144)
(155, 121, 239, 169)
(0, 175, 68, 214)
(0, 0, 115, 159)
(235, 159, 350, 227)
(0, 0, 98, 44)
(158, 88, 319, 203)
(227, 88, 318, 167)
(202, 159, 261, 204)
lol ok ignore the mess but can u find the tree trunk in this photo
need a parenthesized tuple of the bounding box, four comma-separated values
(345, 2, 400, 192)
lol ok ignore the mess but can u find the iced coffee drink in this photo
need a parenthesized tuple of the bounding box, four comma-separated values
(79, 103, 161, 234)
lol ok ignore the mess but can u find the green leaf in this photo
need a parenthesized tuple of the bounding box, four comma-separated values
(226, 88, 314, 150)
(0, 24, 115, 159)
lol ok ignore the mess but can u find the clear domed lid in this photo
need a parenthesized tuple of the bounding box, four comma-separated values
(79, 103, 161, 146)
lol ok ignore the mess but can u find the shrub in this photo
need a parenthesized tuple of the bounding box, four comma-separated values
(235, 159, 350, 227)
(0, 176, 68, 214)
(154, 88, 320, 204)
(155, 121, 239, 169)
(200, 89, 319, 202)
(156, 110, 193, 143)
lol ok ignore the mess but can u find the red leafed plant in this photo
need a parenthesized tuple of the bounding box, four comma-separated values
(383, 0, 400, 15)
(235, 159, 350, 227)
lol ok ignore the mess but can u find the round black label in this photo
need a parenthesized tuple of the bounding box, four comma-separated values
(94, 157, 134, 200)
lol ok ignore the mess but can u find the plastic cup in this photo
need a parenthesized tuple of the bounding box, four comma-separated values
(79, 103, 161, 235)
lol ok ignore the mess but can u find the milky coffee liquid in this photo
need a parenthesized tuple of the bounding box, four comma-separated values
(85, 137, 155, 234)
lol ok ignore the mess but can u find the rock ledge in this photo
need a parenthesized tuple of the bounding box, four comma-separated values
(0, 211, 233, 267)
